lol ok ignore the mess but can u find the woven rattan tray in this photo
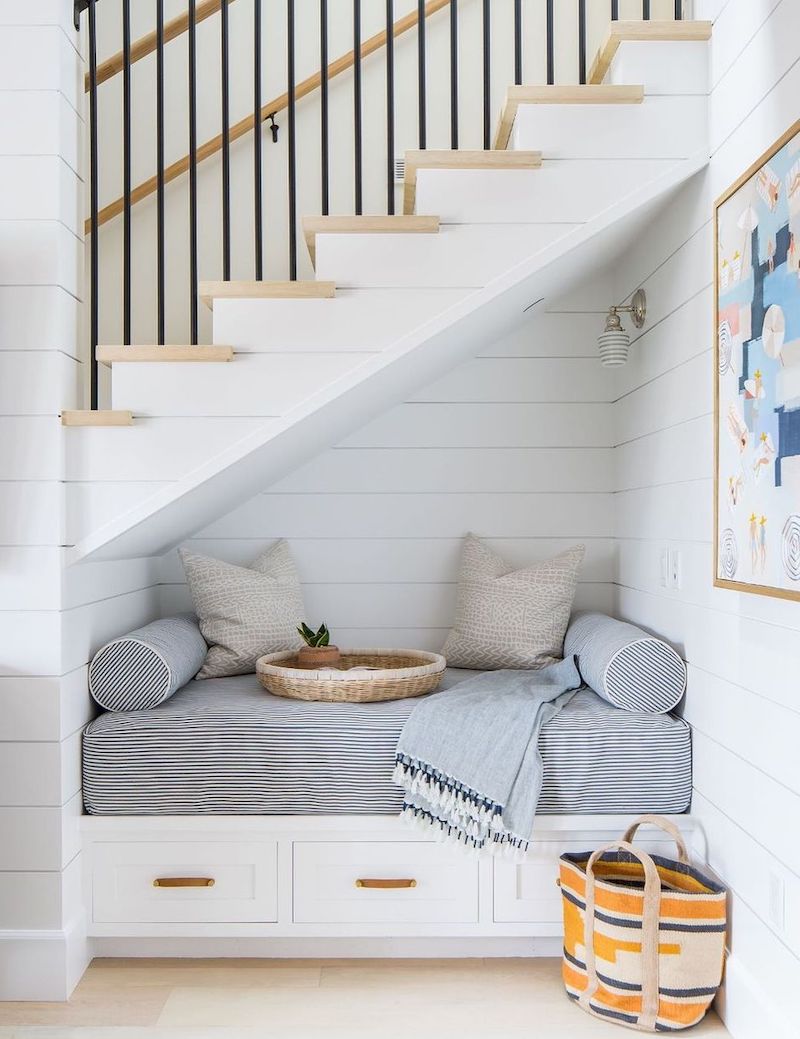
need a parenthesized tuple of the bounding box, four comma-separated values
(256, 648, 446, 703)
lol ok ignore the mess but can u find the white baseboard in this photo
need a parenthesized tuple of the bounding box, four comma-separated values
(0, 914, 88, 1001)
(89, 936, 561, 959)
(716, 954, 793, 1039)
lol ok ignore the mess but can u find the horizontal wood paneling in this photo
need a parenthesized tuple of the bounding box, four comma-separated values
(0, 668, 91, 742)
(614, 417, 712, 491)
(615, 480, 710, 542)
(0, 483, 62, 546)
(0, 156, 81, 234)
(342, 403, 614, 448)
(270, 448, 614, 495)
(0, 221, 81, 297)
(614, 352, 711, 443)
(0, 25, 81, 108)
(0, 351, 80, 416)
(0, 793, 81, 871)
(0, 287, 80, 357)
(200, 492, 615, 540)
(0, 91, 81, 174)
(161, 537, 615, 586)
(0, 418, 61, 480)
(414, 358, 616, 403)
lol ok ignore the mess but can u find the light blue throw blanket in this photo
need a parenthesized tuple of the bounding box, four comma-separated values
(393, 657, 582, 855)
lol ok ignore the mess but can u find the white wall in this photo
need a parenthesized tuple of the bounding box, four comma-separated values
(612, 2, 800, 1036)
(0, 0, 165, 1001)
(160, 283, 618, 639)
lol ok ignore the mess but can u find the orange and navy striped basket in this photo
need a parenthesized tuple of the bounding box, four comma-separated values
(559, 814, 727, 1032)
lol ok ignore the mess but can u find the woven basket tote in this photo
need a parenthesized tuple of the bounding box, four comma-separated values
(559, 815, 727, 1032)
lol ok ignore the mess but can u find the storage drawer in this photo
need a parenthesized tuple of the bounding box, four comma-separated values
(494, 839, 674, 923)
(293, 841, 479, 924)
(92, 841, 278, 924)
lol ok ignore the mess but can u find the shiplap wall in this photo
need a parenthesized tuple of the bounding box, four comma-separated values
(160, 282, 618, 639)
(612, 2, 799, 1036)
(0, 0, 163, 1001)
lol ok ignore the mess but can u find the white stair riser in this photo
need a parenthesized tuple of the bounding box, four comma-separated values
(415, 160, 676, 223)
(212, 288, 470, 352)
(63, 418, 273, 482)
(110, 354, 373, 418)
(314, 224, 579, 289)
(511, 96, 708, 158)
(607, 41, 709, 95)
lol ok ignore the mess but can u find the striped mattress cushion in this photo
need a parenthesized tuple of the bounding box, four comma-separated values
(564, 612, 686, 713)
(89, 614, 208, 712)
(82, 670, 691, 816)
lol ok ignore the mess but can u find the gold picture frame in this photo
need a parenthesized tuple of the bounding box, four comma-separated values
(714, 118, 800, 601)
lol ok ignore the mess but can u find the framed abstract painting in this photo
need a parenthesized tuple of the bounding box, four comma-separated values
(715, 119, 800, 600)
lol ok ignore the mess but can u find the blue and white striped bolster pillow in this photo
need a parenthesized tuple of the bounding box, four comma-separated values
(89, 614, 208, 712)
(564, 612, 686, 713)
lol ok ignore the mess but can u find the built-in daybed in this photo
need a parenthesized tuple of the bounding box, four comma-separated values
(80, 544, 696, 957)
(80, 668, 694, 956)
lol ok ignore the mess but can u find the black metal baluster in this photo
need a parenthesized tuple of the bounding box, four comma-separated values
(482, 0, 490, 148)
(156, 0, 165, 344)
(122, 0, 131, 345)
(513, 0, 522, 85)
(287, 0, 297, 279)
(643, 0, 651, 18)
(320, 0, 329, 215)
(578, 0, 586, 84)
(449, 0, 458, 148)
(87, 0, 99, 407)
(254, 0, 263, 280)
(354, 0, 363, 214)
(417, 0, 426, 149)
(189, 0, 198, 344)
(546, 0, 554, 85)
(611, 0, 619, 20)
(221, 0, 231, 281)
(674, 0, 682, 18)
(385, 0, 395, 214)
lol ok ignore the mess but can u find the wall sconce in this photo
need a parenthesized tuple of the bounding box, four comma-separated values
(597, 289, 647, 367)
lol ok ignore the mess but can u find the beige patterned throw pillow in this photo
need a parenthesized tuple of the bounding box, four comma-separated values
(443, 535, 585, 670)
(180, 540, 305, 679)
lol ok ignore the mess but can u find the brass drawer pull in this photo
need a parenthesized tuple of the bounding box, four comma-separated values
(152, 877, 215, 888)
(355, 878, 417, 889)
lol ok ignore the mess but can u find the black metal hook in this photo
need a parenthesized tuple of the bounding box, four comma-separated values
(268, 113, 279, 143)
(74, 0, 90, 30)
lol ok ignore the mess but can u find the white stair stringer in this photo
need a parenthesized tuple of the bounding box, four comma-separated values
(68, 148, 708, 564)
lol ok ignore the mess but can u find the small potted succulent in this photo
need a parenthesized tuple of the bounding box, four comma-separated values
(296, 621, 341, 669)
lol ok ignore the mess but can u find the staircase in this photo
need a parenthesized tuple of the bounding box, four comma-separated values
(67, 17, 711, 563)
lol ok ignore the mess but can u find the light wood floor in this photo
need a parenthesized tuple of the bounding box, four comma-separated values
(0, 958, 730, 1038)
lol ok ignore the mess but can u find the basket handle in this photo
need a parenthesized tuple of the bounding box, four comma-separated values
(622, 814, 689, 864)
(580, 840, 662, 1032)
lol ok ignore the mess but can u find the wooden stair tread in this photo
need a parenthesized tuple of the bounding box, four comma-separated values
(403, 150, 542, 214)
(96, 345, 234, 363)
(61, 410, 134, 427)
(200, 280, 336, 309)
(589, 20, 712, 85)
(493, 84, 644, 150)
(302, 214, 440, 264)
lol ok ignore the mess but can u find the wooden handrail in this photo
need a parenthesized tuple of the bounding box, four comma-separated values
(86, 0, 451, 234)
(85, 0, 238, 92)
